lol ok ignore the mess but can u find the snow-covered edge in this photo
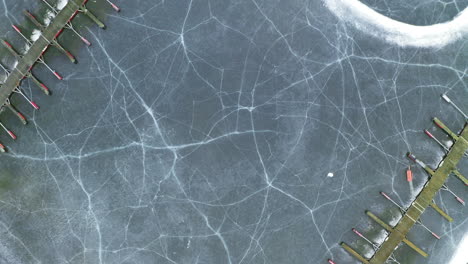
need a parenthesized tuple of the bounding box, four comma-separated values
(323, 0, 468, 48)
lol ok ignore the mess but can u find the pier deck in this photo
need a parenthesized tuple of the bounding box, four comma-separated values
(369, 124, 468, 263)
(0, 0, 86, 106)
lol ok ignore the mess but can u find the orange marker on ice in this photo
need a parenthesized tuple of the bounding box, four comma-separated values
(406, 166, 413, 182)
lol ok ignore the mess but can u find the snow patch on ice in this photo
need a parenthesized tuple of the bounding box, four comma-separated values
(373, 229, 389, 244)
(387, 211, 402, 226)
(43, 10, 56, 26)
(31, 29, 42, 42)
(57, 0, 68, 10)
(449, 233, 468, 264)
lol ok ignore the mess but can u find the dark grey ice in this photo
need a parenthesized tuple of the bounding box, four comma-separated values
(0, 0, 467, 263)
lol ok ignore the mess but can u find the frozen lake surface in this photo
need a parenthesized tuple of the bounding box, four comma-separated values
(0, 0, 466, 263)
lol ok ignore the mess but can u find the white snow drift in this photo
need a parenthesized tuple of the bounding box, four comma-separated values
(323, 0, 468, 48)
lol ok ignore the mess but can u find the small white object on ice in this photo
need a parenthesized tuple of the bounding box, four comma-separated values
(442, 94, 451, 103)
(327, 172, 334, 178)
